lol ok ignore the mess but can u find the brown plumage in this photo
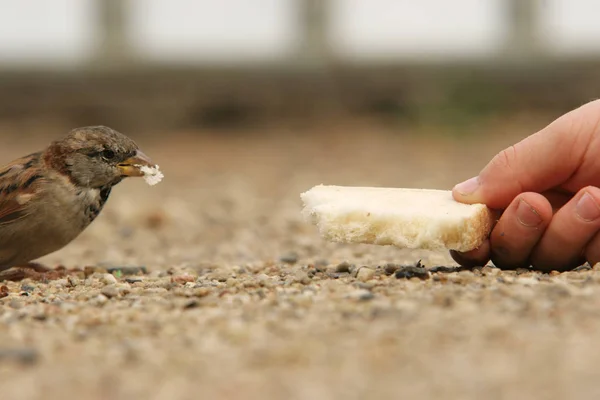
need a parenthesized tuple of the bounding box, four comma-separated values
(0, 126, 156, 272)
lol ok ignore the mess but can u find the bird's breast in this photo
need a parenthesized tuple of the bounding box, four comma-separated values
(39, 178, 112, 235)
(78, 185, 112, 226)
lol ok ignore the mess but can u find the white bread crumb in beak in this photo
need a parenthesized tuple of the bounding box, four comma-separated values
(137, 164, 164, 186)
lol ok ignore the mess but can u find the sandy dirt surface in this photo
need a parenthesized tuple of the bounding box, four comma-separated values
(3, 118, 600, 400)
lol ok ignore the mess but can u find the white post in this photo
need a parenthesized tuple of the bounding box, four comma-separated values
(502, 0, 542, 61)
(91, 0, 134, 68)
(296, 0, 332, 67)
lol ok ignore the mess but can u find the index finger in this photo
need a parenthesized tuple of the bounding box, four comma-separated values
(453, 100, 600, 209)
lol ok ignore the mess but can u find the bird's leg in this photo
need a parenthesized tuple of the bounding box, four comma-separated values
(0, 267, 27, 281)
(18, 262, 52, 273)
(0, 262, 54, 282)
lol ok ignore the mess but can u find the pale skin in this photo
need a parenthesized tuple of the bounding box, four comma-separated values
(450, 99, 600, 272)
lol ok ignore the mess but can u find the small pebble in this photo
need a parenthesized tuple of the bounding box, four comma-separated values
(327, 272, 350, 280)
(118, 227, 135, 238)
(395, 266, 430, 280)
(92, 294, 109, 305)
(347, 289, 375, 301)
(335, 261, 352, 273)
(0, 348, 39, 365)
(67, 276, 80, 287)
(432, 292, 454, 308)
(183, 299, 200, 309)
(149, 270, 167, 278)
(517, 277, 539, 286)
(429, 265, 464, 273)
(515, 268, 533, 275)
(106, 266, 148, 276)
(231, 265, 247, 275)
(171, 274, 195, 284)
(0, 285, 9, 298)
(356, 267, 375, 282)
(256, 273, 269, 283)
(383, 263, 400, 275)
(458, 270, 475, 278)
(145, 210, 168, 229)
(355, 282, 375, 290)
(53, 279, 68, 288)
(293, 271, 311, 285)
(481, 266, 500, 276)
(20, 284, 36, 293)
(101, 285, 119, 298)
(573, 264, 592, 272)
(193, 288, 211, 297)
(208, 271, 230, 282)
(544, 283, 572, 298)
(226, 278, 237, 287)
(101, 273, 118, 285)
(9, 299, 23, 309)
(84, 266, 108, 277)
(279, 253, 298, 264)
(31, 309, 48, 321)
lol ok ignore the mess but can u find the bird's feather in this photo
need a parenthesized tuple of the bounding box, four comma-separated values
(0, 152, 42, 225)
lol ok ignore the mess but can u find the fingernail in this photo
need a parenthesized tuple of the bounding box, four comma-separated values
(517, 199, 542, 227)
(576, 192, 600, 221)
(454, 177, 479, 196)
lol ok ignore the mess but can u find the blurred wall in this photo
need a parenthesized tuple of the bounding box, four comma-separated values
(0, 0, 598, 133)
(2, 0, 600, 67)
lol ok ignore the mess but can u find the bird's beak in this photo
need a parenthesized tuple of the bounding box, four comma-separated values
(117, 150, 155, 177)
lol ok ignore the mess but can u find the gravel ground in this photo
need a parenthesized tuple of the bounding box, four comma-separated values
(2, 119, 600, 400)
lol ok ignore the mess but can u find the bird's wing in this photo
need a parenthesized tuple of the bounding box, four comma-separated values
(0, 152, 43, 225)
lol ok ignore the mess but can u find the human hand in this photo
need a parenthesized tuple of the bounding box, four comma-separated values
(450, 100, 600, 272)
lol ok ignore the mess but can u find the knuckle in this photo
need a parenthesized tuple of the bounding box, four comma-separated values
(569, 100, 600, 136)
(490, 145, 518, 171)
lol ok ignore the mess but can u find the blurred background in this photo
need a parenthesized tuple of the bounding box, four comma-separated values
(0, 0, 599, 136)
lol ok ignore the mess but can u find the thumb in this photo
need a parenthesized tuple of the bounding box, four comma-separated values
(452, 100, 600, 209)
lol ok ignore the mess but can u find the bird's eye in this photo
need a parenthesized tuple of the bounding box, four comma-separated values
(101, 150, 116, 160)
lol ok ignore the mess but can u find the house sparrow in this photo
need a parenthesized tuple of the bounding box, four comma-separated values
(0, 126, 158, 273)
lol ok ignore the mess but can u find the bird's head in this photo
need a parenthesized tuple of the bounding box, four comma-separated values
(45, 126, 156, 188)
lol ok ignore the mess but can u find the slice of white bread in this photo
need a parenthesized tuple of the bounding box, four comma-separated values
(300, 185, 495, 252)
